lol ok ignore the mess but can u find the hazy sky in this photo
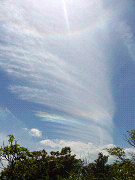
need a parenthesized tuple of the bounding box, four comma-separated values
(0, 0, 135, 159)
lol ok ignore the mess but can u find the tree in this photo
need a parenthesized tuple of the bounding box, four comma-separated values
(0, 135, 30, 179)
(1, 130, 135, 179)
(0, 135, 82, 180)
(109, 159, 135, 179)
(126, 129, 135, 148)
(49, 147, 82, 179)
(80, 153, 110, 180)
(105, 147, 126, 161)
(91, 153, 110, 179)
(105, 129, 135, 179)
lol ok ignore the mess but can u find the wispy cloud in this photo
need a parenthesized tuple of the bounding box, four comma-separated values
(117, 22, 135, 61)
(0, 0, 134, 145)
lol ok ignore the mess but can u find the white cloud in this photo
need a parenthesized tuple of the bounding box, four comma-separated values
(39, 138, 119, 163)
(29, 128, 42, 138)
(40, 138, 111, 162)
(125, 148, 135, 159)
(23, 127, 42, 138)
(40, 138, 135, 163)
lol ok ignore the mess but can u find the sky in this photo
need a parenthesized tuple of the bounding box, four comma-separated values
(0, 0, 135, 161)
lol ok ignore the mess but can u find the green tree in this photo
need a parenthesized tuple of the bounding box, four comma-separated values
(0, 135, 30, 179)
(90, 153, 110, 179)
(106, 147, 126, 161)
(126, 129, 135, 148)
(80, 153, 110, 180)
(109, 159, 135, 179)
(105, 129, 135, 179)
(49, 147, 82, 179)
(1, 130, 135, 180)
(0, 135, 82, 180)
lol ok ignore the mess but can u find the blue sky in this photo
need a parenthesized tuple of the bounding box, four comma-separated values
(0, 0, 135, 160)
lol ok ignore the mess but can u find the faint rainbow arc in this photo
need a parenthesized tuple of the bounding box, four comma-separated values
(0, 0, 122, 37)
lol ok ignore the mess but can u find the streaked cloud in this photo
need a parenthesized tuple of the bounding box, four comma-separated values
(0, 0, 134, 146)
(116, 22, 135, 62)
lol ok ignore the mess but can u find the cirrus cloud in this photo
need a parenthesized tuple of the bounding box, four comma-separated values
(0, 0, 135, 146)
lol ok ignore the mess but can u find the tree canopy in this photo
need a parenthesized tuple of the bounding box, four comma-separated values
(0, 129, 135, 179)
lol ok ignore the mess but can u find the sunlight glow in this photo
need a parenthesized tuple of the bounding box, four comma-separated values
(62, 0, 70, 33)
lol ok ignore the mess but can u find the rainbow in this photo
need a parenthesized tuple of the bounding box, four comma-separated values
(35, 111, 67, 121)
(0, 0, 122, 37)
(34, 111, 84, 125)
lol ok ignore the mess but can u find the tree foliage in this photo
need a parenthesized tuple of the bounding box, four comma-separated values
(0, 136, 82, 180)
(0, 130, 135, 179)
(126, 129, 135, 148)
(105, 147, 126, 161)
